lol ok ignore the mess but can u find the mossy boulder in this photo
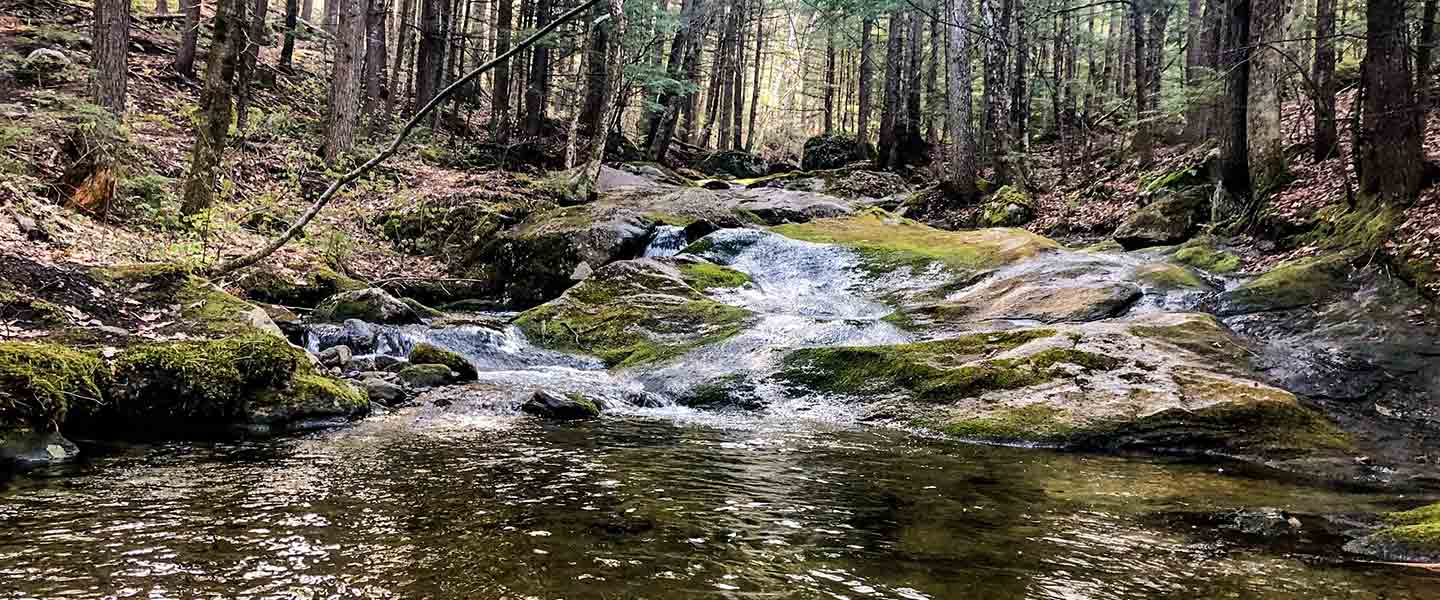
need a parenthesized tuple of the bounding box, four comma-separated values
(1171, 238, 1241, 273)
(979, 185, 1033, 227)
(236, 267, 366, 308)
(1345, 503, 1440, 563)
(826, 169, 910, 200)
(0, 342, 105, 465)
(1217, 253, 1352, 315)
(96, 264, 284, 339)
(772, 208, 1061, 279)
(102, 335, 366, 432)
(802, 134, 867, 171)
(312, 288, 424, 324)
(397, 363, 454, 389)
(677, 261, 751, 292)
(1113, 189, 1210, 250)
(522, 389, 601, 420)
(1134, 263, 1210, 290)
(698, 150, 768, 179)
(408, 343, 477, 381)
(514, 258, 754, 368)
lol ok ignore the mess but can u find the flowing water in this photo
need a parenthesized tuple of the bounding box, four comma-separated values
(3, 231, 1439, 599)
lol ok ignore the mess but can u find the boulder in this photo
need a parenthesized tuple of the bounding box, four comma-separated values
(801, 134, 866, 171)
(0, 429, 79, 467)
(237, 267, 366, 308)
(312, 288, 422, 324)
(0, 342, 105, 467)
(318, 344, 353, 368)
(308, 319, 379, 354)
(826, 170, 911, 200)
(698, 150, 767, 179)
(1113, 189, 1210, 250)
(1216, 253, 1352, 315)
(514, 258, 754, 367)
(979, 185, 1033, 227)
(407, 343, 478, 381)
(398, 363, 453, 389)
(363, 377, 407, 405)
(767, 160, 800, 174)
(522, 389, 601, 420)
(16, 48, 72, 85)
(1344, 503, 1440, 564)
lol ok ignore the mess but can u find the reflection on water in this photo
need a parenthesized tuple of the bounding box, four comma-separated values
(2, 406, 1437, 599)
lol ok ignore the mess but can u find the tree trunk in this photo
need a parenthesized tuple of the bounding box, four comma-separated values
(1312, 0, 1337, 160)
(304, 0, 314, 21)
(182, 0, 247, 215)
(235, 0, 270, 133)
(1009, 0, 1029, 183)
(925, 7, 940, 146)
(857, 15, 874, 153)
(156, 0, 170, 14)
(1246, 0, 1296, 193)
(416, 0, 447, 128)
(730, 0, 747, 149)
(388, 0, 417, 115)
(1416, 0, 1438, 125)
(574, 0, 626, 194)
(746, 0, 763, 150)
(326, 0, 340, 33)
(1130, 1, 1150, 165)
(1358, 0, 1422, 205)
(363, 0, 390, 129)
(945, 0, 977, 196)
(281, 0, 300, 70)
(905, 7, 923, 148)
(176, 0, 201, 76)
(92, 0, 130, 115)
(1182, 0, 1206, 138)
(982, 0, 1010, 182)
(824, 26, 836, 134)
(1218, 0, 1251, 202)
(878, 10, 905, 167)
(327, 0, 365, 161)
(577, 7, 609, 138)
(523, 0, 553, 135)
(648, 0, 703, 161)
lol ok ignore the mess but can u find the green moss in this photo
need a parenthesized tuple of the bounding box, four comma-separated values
(678, 262, 752, 292)
(776, 329, 1119, 401)
(944, 404, 1077, 440)
(110, 335, 302, 419)
(771, 209, 1060, 278)
(0, 342, 106, 431)
(566, 393, 601, 416)
(1172, 240, 1241, 273)
(645, 212, 698, 227)
(278, 373, 368, 411)
(1358, 502, 1440, 551)
(1295, 204, 1400, 252)
(1140, 163, 1206, 194)
(1226, 253, 1353, 312)
(408, 343, 477, 380)
(1134, 263, 1209, 290)
(1129, 314, 1248, 365)
(401, 297, 444, 319)
(0, 290, 69, 326)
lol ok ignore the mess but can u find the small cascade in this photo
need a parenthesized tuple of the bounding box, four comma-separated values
(643, 225, 690, 257)
(305, 321, 603, 372)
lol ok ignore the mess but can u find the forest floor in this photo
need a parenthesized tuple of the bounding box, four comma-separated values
(2, 0, 1438, 301)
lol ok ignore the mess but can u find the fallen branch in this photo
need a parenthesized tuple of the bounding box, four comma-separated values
(206, 0, 601, 277)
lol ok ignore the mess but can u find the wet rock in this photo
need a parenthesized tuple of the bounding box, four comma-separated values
(0, 342, 106, 461)
(698, 150, 767, 179)
(0, 429, 79, 467)
(318, 345, 353, 368)
(363, 377, 407, 405)
(514, 258, 754, 367)
(1113, 189, 1209, 250)
(616, 162, 690, 187)
(682, 374, 764, 410)
(309, 319, 379, 354)
(700, 180, 731, 190)
(625, 390, 667, 408)
(312, 288, 422, 324)
(1225, 508, 1304, 537)
(906, 256, 1144, 325)
(407, 343, 477, 381)
(373, 354, 407, 372)
(1344, 502, 1440, 564)
(398, 363, 453, 389)
(236, 267, 365, 308)
(734, 189, 856, 224)
(801, 134, 866, 171)
(522, 389, 601, 420)
(768, 160, 800, 174)
(1216, 253, 1352, 316)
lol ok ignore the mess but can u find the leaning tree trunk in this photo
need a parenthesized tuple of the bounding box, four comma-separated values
(1246, 0, 1297, 194)
(1312, 0, 1337, 160)
(326, 0, 365, 161)
(92, 0, 130, 115)
(175, 0, 201, 76)
(945, 0, 977, 197)
(182, 0, 247, 215)
(1358, 0, 1422, 206)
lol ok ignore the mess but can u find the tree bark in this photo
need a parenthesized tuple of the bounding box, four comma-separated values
(1358, 0, 1422, 205)
(1218, 0, 1251, 202)
(156, 0, 170, 14)
(175, 0, 201, 76)
(982, 0, 1010, 182)
(1311, 0, 1336, 160)
(878, 10, 904, 167)
(388, 0, 417, 115)
(182, 0, 247, 215)
(1416, 0, 1438, 125)
(363, 0, 390, 128)
(1246, 0, 1296, 192)
(304, 0, 314, 21)
(856, 15, 874, 153)
(824, 26, 836, 134)
(281, 0, 300, 70)
(235, 0, 270, 133)
(1130, 0, 1150, 164)
(905, 7, 923, 148)
(573, 0, 626, 194)
(326, 0, 340, 33)
(945, 0, 977, 196)
(92, 0, 130, 115)
(523, 0, 553, 136)
(326, 0, 365, 161)
(577, 6, 609, 138)
(416, 0, 447, 128)
(745, 0, 763, 150)
(730, 0, 747, 149)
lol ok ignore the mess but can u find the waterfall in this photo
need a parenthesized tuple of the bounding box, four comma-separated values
(643, 225, 689, 257)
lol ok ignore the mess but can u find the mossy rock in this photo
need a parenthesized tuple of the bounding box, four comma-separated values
(237, 267, 366, 308)
(979, 185, 1033, 227)
(677, 262, 751, 292)
(0, 290, 69, 328)
(408, 343, 477, 381)
(522, 390, 601, 420)
(802, 134, 869, 171)
(312, 288, 424, 324)
(698, 150, 768, 179)
(0, 342, 106, 433)
(1171, 238, 1240, 273)
(772, 208, 1060, 279)
(825, 169, 910, 200)
(514, 258, 754, 368)
(1128, 313, 1250, 367)
(1218, 253, 1353, 315)
(1344, 503, 1440, 563)
(1113, 189, 1210, 250)
(1134, 263, 1210, 290)
(398, 363, 454, 389)
(96, 264, 282, 338)
(104, 334, 366, 429)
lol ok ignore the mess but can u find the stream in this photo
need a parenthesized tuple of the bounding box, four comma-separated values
(3, 228, 1439, 599)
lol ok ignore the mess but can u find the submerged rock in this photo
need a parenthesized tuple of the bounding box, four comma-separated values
(514, 258, 754, 368)
(312, 288, 424, 324)
(522, 389, 601, 420)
